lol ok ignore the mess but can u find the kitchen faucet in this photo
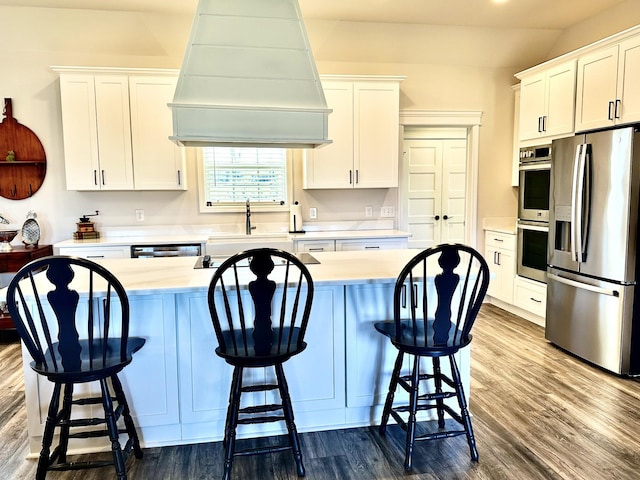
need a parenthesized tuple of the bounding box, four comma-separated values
(245, 198, 255, 235)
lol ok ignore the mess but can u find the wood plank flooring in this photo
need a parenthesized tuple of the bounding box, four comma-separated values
(2, 304, 640, 479)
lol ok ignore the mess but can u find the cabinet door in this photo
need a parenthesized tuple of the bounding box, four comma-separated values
(575, 45, 619, 132)
(353, 81, 400, 188)
(617, 36, 640, 125)
(485, 231, 515, 304)
(303, 82, 353, 189)
(544, 61, 576, 137)
(129, 76, 187, 190)
(59, 75, 100, 190)
(94, 75, 134, 189)
(518, 72, 546, 141)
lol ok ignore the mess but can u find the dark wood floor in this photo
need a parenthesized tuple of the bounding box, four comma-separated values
(3, 304, 640, 479)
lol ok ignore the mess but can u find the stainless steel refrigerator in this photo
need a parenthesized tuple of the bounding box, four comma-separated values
(546, 126, 640, 375)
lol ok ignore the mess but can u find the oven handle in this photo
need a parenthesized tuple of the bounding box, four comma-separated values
(518, 161, 551, 171)
(517, 222, 549, 232)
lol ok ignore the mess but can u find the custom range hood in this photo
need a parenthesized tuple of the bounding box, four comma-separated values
(169, 0, 331, 148)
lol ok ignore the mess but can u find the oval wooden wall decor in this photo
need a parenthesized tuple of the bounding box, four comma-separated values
(0, 98, 47, 200)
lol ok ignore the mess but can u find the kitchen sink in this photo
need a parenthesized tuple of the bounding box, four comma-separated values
(206, 234, 293, 257)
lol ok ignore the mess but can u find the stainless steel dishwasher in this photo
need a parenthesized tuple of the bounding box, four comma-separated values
(130, 244, 202, 258)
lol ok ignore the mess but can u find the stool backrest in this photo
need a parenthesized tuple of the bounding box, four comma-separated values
(393, 244, 489, 348)
(6, 255, 131, 372)
(208, 248, 314, 357)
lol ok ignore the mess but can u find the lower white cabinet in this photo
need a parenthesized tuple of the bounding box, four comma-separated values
(484, 230, 516, 304)
(22, 293, 181, 453)
(344, 283, 470, 419)
(175, 286, 345, 441)
(57, 245, 130, 259)
(514, 276, 547, 320)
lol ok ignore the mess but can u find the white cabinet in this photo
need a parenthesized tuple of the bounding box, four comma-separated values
(575, 36, 640, 132)
(175, 286, 345, 441)
(514, 276, 547, 321)
(129, 76, 186, 190)
(344, 283, 469, 416)
(56, 67, 185, 191)
(518, 60, 576, 141)
(59, 74, 134, 190)
(484, 230, 516, 304)
(303, 76, 402, 189)
(57, 245, 130, 259)
(336, 237, 408, 251)
(22, 293, 181, 451)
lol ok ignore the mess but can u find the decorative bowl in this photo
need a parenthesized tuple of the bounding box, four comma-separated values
(0, 230, 18, 251)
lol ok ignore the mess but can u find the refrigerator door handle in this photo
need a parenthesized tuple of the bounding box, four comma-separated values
(572, 143, 588, 263)
(548, 273, 619, 297)
(570, 144, 582, 262)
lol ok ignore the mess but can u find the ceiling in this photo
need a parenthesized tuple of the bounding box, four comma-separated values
(0, 0, 630, 30)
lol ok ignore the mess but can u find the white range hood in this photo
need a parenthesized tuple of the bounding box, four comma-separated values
(169, 0, 331, 149)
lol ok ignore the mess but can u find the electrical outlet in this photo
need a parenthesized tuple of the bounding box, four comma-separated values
(309, 207, 317, 219)
(135, 209, 144, 222)
(365, 206, 373, 217)
(380, 206, 395, 218)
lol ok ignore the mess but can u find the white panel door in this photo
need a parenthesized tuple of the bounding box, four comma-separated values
(617, 35, 640, 125)
(402, 137, 467, 249)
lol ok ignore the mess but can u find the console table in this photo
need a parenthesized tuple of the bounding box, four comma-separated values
(0, 244, 52, 329)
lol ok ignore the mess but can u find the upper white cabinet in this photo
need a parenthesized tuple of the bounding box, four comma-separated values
(55, 67, 185, 191)
(129, 75, 186, 190)
(303, 76, 403, 189)
(518, 60, 576, 142)
(575, 35, 640, 132)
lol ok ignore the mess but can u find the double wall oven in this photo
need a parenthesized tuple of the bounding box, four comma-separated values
(517, 144, 550, 283)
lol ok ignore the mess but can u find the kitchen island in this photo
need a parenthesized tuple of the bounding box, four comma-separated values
(14, 249, 471, 456)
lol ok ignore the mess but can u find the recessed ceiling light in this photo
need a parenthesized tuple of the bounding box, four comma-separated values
(492, 0, 509, 4)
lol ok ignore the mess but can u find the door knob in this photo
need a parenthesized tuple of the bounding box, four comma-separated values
(443, 215, 449, 220)
(434, 215, 440, 220)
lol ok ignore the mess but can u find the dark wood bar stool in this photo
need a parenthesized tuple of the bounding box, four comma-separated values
(207, 248, 314, 480)
(6, 256, 145, 480)
(374, 244, 489, 471)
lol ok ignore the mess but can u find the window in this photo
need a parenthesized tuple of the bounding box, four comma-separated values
(198, 147, 291, 212)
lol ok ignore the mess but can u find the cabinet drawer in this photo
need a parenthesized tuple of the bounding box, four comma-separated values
(514, 278, 547, 317)
(485, 231, 515, 251)
(336, 238, 408, 251)
(295, 240, 336, 253)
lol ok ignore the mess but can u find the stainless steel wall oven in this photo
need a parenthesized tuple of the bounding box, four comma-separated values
(517, 220, 549, 283)
(517, 143, 551, 283)
(518, 144, 551, 223)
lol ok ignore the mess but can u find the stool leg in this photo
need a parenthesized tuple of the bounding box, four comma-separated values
(100, 378, 127, 480)
(223, 366, 243, 480)
(449, 355, 479, 461)
(404, 355, 420, 472)
(111, 374, 143, 459)
(275, 363, 305, 477)
(36, 382, 62, 480)
(432, 357, 446, 429)
(57, 383, 74, 464)
(379, 350, 404, 434)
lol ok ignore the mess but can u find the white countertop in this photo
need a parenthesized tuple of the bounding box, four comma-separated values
(482, 217, 517, 235)
(61, 249, 423, 296)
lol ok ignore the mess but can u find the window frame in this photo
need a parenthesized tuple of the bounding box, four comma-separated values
(196, 147, 294, 214)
